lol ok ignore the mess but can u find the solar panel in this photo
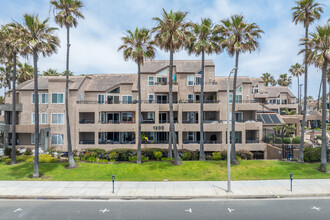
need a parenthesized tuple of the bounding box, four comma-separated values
(270, 114, 281, 124)
(257, 114, 262, 122)
(262, 114, 273, 124)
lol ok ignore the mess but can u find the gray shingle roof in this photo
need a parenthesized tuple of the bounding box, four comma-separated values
(140, 60, 214, 73)
(254, 86, 296, 98)
(84, 74, 137, 92)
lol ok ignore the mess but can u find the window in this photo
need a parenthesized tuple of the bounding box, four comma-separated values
(148, 76, 154, 86)
(229, 94, 233, 103)
(187, 112, 197, 123)
(229, 93, 242, 103)
(32, 93, 39, 104)
(32, 113, 47, 124)
(147, 112, 155, 120)
(156, 77, 167, 85)
(51, 93, 64, 104)
(108, 87, 120, 93)
(159, 112, 168, 123)
(100, 112, 106, 123)
(156, 95, 168, 104)
(254, 88, 258, 93)
(187, 132, 194, 141)
(187, 75, 194, 86)
(51, 134, 64, 145)
(122, 95, 132, 104)
(277, 99, 280, 104)
(41, 94, 48, 104)
(281, 100, 287, 104)
(148, 94, 154, 103)
(188, 94, 194, 103)
(196, 94, 200, 102)
(195, 77, 202, 85)
(147, 132, 154, 141)
(107, 95, 120, 104)
(122, 112, 133, 122)
(31, 133, 35, 144)
(98, 94, 105, 104)
(51, 113, 64, 124)
(236, 112, 243, 122)
(236, 86, 242, 93)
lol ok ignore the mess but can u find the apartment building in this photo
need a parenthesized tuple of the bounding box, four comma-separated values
(1, 60, 300, 158)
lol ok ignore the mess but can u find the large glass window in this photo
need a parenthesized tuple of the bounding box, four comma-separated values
(107, 95, 120, 104)
(148, 76, 154, 86)
(41, 94, 48, 104)
(188, 94, 194, 103)
(187, 75, 194, 86)
(122, 112, 133, 122)
(122, 95, 132, 104)
(51, 134, 64, 145)
(229, 93, 243, 103)
(32, 113, 47, 124)
(195, 77, 202, 85)
(236, 112, 243, 122)
(51, 93, 64, 104)
(156, 95, 168, 104)
(156, 77, 167, 85)
(148, 94, 154, 103)
(51, 113, 64, 124)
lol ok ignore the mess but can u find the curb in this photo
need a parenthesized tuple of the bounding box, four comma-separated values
(2, 193, 330, 200)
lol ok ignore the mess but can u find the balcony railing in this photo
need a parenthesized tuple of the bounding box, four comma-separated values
(182, 120, 198, 124)
(78, 100, 221, 104)
(246, 139, 261, 144)
(159, 120, 178, 124)
(79, 119, 95, 124)
(79, 140, 95, 145)
(204, 140, 222, 144)
(77, 101, 135, 104)
(100, 120, 134, 124)
(141, 119, 155, 124)
(99, 140, 136, 144)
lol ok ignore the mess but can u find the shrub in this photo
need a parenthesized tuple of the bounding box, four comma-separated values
(274, 137, 282, 144)
(316, 135, 322, 140)
(161, 157, 174, 161)
(85, 148, 106, 155)
(39, 154, 58, 163)
(87, 157, 97, 163)
(205, 155, 213, 160)
(212, 152, 222, 160)
(108, 149, 135, 161)
(47, 146, 56, 157)
(56, 150, 62, 159)
(283, 137, 291, 144)
(24, 148, 32, 156)
(182, 152, 192, 160)
(4, 147, 11, 156)
(129, 155, 148, 162)
(109, 151, 118, 161)
(304, 147, 321, 162)
(74, 157, 80, 162)
(292, 136, 301, 144)
(153, 151, 162, 160)
(236, 150, 253, 160)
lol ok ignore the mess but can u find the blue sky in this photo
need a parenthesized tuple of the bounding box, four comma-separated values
(0, 0, 329, 98)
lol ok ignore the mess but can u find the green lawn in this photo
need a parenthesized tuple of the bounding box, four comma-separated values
(0, 160, 329, 181)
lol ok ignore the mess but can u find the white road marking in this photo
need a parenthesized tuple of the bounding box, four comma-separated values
(311, 206, 321, 211)
(228, 208, 235, 213)
(185, 208, 192, 213)
(13, 208, 23, 213)
(100, 208, 110, 213)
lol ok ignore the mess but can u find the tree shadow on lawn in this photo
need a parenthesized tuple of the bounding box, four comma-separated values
(5, 162, 66, 180)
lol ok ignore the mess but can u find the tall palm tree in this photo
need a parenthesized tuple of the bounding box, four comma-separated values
(186, 18, 220, 160)
(216, 15, 264, 164)
(289, 63, 304, 113)
(43, 68, 60, 76)
(0, 23, 25, 165)
(277, 73, 292, 86)
(152, 9, 188, 165)
(304, 24, 329, 172)
(118, 28, 156, 164)
(22, 14, 60, 178)
(292, 0, 323, 163)
(261, 73, 276, 86)
(17, 63, 34, 84)
(50, 0, 84, 168)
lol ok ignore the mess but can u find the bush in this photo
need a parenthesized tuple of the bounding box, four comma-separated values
(24, 148, 32, 156)
(236, 150, 253, 160)
(283, 137, 291, 144)
(274, 137, 282, 144)
(153, 151, 162, 160)
(316, 135, 322, 140)
(47, 146, 56, 157)
(292, 136, 301, 144)
(74, 157, 80, 162)
(107, 149, 135, 161)
(205, 155, 213, 160)
(109, 151, 118, 161)
(161, 157, 174, 161)
(129, 155, 148, 162)
(212, 152, 222, 160)
(181, 152, 192, 160)
(87, 157, 97, 163)
(4, 147, 11, 156)
(304, 147, 321, 162)
(39, 154, 58, 163)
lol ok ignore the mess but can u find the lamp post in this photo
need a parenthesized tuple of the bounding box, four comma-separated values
(227, 67, 237, 192)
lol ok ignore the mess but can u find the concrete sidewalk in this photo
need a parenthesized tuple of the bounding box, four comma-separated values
(1, 179, 330, 200)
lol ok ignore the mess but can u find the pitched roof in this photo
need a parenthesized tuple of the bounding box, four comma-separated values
(254, 86, 296, 99)
(84, 74, 137, 92)
(215, 76, 259, 91)
(140, 60, 214, 73)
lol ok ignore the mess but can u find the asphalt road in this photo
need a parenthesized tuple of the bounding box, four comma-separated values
(0, 198, 329, 220)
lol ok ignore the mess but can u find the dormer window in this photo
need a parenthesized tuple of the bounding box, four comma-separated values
(108, 87, 120, 93)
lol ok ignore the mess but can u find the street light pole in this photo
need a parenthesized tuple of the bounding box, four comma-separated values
(227, 67, 236, 192)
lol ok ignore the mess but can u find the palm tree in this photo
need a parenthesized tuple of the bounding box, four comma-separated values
(304, 24, 329, 172)
(118, 28, 156, 164)
(17, 63, 34, 84)
(152, 9, 188, 165)
(22, 14, 60, 178)
(261, 73, 275, 86)
(0, 23, 25, 165)
(186, 18, 220, 160)
(289, 63, 304, 113)
(43, 68, 60, 76)
(50, 0, 84, 168)
(292, 0, 323, 163)
(277, 73, 292, 86)
(216, 15, 264, 164)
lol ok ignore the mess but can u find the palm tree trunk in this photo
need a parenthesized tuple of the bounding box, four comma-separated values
(11, 53, 17, 165)
(168, 125, 172, 158)
(230, 51, 239, 164)
(33, 49, 39, 178)
(298, 26, 309, 163)
(320, 60, 328, 172)
(199, 50, 205, 160)
(297, 76, 300, 114)
(317, 78, 322, 111)
(66, 27, 75, 168)
(137, 62, 142, 164)
(169, 50, 180, 165)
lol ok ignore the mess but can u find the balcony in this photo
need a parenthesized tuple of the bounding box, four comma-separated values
(183, 132, 222, 144)
(79, 112, 95, 124)
(98, 132, 135, 144)
(79, 132, 95, 145)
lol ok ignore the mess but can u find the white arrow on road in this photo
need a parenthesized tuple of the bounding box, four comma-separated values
(100, 208, 110, 213)
(13, 208, 23, 213)
(185, 208, 192, 213)
(228, 208, 235, 213)
(311, 206, 321, 211)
